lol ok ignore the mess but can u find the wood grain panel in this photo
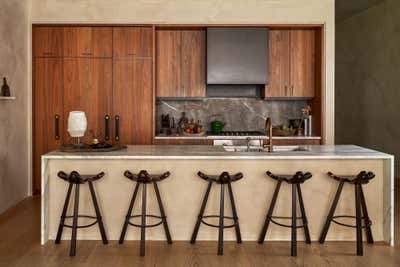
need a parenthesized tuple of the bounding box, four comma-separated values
(33, 27, 63, 57)
(113, 27, 153, 57)
(181, 30, 206, 97)
(64, 27, 112, 57)
(63, 58, 112, 143)
(265, 29, 290, 97)
(113, 58, 153, 144)
(290, 29, 315, 98)
(153, 139, 213, 145)
(156, 30, 182, 97)
(33, 58, 63, 193)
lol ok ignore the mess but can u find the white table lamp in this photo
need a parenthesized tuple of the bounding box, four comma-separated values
(68, 111, 87, 147)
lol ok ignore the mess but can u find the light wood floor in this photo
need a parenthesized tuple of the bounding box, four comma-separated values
(0, 196, 399, 267)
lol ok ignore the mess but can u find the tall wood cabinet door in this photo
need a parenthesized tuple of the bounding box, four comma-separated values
(113, 27, 153, 57)
(113, 58, 153, 144)
(289, 29, 315, 98)
(33, 58, 63, 193)
(63, 27, 112, 57)
(181, 30, 206, 97)
(156, 30, 182, 97)
(265, 29, 290, 98)
(33, 27, 63, 57)
(63, 58, 112, 143)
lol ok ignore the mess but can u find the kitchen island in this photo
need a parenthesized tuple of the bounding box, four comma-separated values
(41, 145, 394, 246)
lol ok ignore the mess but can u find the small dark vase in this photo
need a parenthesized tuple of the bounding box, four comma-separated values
(1, 77, 11, 97)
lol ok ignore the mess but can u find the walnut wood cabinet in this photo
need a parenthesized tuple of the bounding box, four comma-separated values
(63, 58, 112, 144)
(33, 58, 64, 194)
(265, 29, 315, 98)
(156, 29, 206, 97)
(113, 27, 153, 57)
(33, 27, 64, 57)
(63, 27, 112, 57)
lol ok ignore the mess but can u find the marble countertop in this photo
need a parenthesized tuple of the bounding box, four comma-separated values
(43, 145, 393, 160)
(155, 135, 322, 140)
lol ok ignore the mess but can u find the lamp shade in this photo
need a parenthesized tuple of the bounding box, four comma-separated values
(67, 111, 87, 137)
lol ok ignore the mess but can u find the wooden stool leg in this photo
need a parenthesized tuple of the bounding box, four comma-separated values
(70, 183, 80, 256)
(218, 184, 225, 256)
(88, 181, 108, 245)
(359, 184, 374, 244)
(140, 183, 147, 257)
(55, 183, 73, 244)
(153, 181, 172, 244)
(258, 180, 282, 243)
(291, 184, 297, 257)
(355, 184, 363, 256)
(319, 181, 345, 243)
(119, 182, 140, 244)
(191, 181, 213, 244)
(297, 184, 311, 244)
(227, 181, 242, 244)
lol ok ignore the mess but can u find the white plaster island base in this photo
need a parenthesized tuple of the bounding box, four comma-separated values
(41, 145, 394, 246)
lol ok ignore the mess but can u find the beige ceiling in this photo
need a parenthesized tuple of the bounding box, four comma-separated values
(336, 0, 385, 21)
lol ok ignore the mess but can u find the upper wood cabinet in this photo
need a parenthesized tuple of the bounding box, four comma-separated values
(265, 29, 315, 98)
(63, 27, 113, 57)
(33, 27, 64, 57)
(113, 27, 153, 57)
(156, 29, 206, 98)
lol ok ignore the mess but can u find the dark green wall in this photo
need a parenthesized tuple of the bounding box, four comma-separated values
(336, 0, 400, 174)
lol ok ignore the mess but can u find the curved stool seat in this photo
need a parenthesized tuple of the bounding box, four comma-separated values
(55, 171, 108, 256)
(319, 171, 375, 256)
(191, 171, 243, 255)
(258, 171, 312, 256)
(119, 170, 172, 256)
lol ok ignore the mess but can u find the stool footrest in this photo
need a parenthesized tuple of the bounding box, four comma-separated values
(201, 215, 236, 229)
(128, 214, 164, 228)
(269, 216, 307, 229)
(62, 215, 98, 229)
(332, 215, 372, 229)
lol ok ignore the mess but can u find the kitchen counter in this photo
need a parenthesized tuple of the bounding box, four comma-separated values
(154, 134, 322, 140)
(43, 145, 391, 160)
(41, 145, 394, 246)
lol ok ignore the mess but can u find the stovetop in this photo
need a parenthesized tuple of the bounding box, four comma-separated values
(206, 131, 266, 136)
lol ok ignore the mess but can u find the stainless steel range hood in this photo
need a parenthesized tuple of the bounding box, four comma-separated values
(207, 28, 269, 85)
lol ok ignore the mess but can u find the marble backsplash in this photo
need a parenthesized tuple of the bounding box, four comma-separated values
(156, 98, 307, 132)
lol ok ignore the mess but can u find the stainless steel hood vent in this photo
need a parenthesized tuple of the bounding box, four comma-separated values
(207, 28, 269, 85)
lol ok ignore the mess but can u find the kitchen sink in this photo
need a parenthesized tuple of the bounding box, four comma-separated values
(223, 145, 309, 152)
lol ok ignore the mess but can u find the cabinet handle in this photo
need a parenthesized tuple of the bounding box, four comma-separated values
(291, 86, 294, 96)
(115, 115, 120, 141)
(284, 86, 288, 96)
(81, 52, 92, 56)
(105, 115, 110, 141)
(55, 114, 60, 140)
(43, 52, 53, 55)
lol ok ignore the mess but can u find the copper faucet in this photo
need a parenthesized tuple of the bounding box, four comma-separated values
(263, 117, 273, 152)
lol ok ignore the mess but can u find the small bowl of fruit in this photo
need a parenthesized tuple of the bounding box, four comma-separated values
(183, 119, 205, 136)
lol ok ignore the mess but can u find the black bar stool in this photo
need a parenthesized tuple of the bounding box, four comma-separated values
(55, 171, 108, 256)
(258, 171, 312, 256)
(190, 171, 243, 256)
(319, 171, 375, 256)
(119, 170, 172, 256)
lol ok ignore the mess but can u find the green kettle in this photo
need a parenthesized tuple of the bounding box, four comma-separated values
(210, 120, 225, 133)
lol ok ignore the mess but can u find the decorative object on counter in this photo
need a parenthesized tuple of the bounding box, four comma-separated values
(210, 120, 225, 134)
(177, 112, 189, 135)
(319, 171, 375, 256)
(289, 118, 304, 136)
(272, 124, 296, 136)
(67, 111, 87, 148)
(183, 118, 204, 135)
(120, 170, 173, 256)
(1, 77, 11, 97)
(160, 114, 175, 135)
(191, 171, 243, 255)
(302, 105, 312, 136)
(55, 170, 108, 256)
(59, 143, 127, 153)
(258, 171, 312, 257)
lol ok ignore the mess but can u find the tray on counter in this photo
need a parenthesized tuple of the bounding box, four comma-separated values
(59, 143, 127, 153)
